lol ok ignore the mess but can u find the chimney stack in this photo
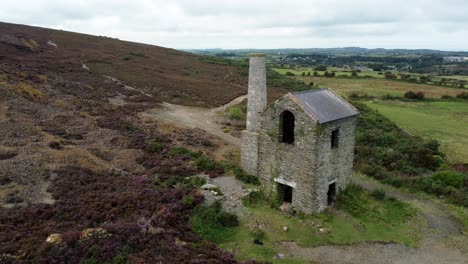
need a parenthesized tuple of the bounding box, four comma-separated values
(246, 54, 267, 132)
(240, 54, 267, 177)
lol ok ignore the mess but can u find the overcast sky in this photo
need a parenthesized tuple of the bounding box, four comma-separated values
(1, 0, 467, 50)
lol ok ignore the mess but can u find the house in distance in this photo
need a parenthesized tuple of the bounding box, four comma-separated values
(241, 54, 359, 214)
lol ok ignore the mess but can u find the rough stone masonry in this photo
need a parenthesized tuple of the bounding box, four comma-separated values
(241, 54, 359, 214)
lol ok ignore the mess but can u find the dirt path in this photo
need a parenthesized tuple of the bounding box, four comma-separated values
(283, 175, 468, 264)
(139, 95, 246, 159)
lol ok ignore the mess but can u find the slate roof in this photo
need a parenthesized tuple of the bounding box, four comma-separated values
(290, 88, 359, 124)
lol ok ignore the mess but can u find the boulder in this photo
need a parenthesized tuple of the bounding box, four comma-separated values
(201, 183, 218, 190)
(46, 233, 62, 244)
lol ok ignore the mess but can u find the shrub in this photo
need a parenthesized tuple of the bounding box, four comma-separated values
(242, 191, 264, 207)
(314, 65, 327, 71)
(217, 212, 239, 227)
(225, 106, 245, 120)
(285, 71, 295, 76)
(233, 167, 260, 184)
(190, 201, 237, 243)
(190, 176, 207, 188)
(384, 72, 397, 79)
(145, 140, 163, 154)
(404, 91, 425, 100)
(182, 195, 195, 207)
(371, 189, 386, 200)
(456, 92, 468, 100)
(431, 171, 464, 188)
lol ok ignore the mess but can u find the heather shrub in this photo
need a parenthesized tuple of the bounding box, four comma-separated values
(145, 140, 163, 154)
(371, 189, 386, 200)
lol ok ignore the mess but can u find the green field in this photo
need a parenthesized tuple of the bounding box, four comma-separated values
(272, 68, 468, 88)
(297, 76, 466, 99)
(364, 100, 468, 162)
(273, 69, 468, 162)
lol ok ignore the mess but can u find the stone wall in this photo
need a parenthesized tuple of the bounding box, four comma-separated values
(240, 131, 260, 176)
(257, 95, 319, 214)
(257, 94, 357, 214)
(313, 117, 357, 212)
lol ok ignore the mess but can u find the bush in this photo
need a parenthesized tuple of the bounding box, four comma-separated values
(225, 106, 246, 120)
(404, 91, 425, 100)
(314, 65, 327, 71)
(233, 167, 260, 184)
(190, 201, 237, 243)
(431, 171, 465, 188)
(371, 189, 386, 200)
(456, 92, 468, 100)
(242, 191, 264, 207)
(285, 71, 295, 76)
(217, 212, 239, 227)
(145, 140, 163, 154)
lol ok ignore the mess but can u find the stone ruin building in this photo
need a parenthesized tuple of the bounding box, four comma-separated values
(241, 55, 359, 214)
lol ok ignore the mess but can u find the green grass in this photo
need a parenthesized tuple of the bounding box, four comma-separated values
(274, 67, 396, 79)
(292, 76, 466, 99)
(216, 187, 419, 263)
(364, 100, 468, 162)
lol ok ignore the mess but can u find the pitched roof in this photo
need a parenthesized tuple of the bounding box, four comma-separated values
(290, 88, 359, 124)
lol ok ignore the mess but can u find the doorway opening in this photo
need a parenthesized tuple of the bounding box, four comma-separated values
(277, 183, 293, 203)
(327, 182, 336, 206)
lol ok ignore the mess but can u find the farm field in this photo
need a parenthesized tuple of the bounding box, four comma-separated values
(364, 100, 468, 162)
(272, 69, 468, 162)
(293, 76, 466, 99)
(272, 68, 468, 88)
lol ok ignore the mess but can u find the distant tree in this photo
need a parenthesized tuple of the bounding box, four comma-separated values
(313, 71, 319, 77)
(301, 72, 306, 76)
(459, 80, 466, 88)
(456, 91, 468, 99)
(285, 71, 295, 76)
(307, 72, 311, 76)
(314, 65, 327, 71)
(309, 81, 314, 86)
(404, 91, 425, 100)
(384, 71, 397, 79)
(351, 71, 358, 77)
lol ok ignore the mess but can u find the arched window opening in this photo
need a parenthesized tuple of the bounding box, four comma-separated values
(279, 110, 295, 144)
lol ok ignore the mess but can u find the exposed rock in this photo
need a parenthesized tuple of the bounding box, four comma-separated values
(47, 40, 58, 48)
(46, 233, 62, 244)
(201, 183, 218, 190)
(80, 228, 109, 241)
(279, 202, 292, 213)
(282, 226, 289, 232)
(175, 237, 187, 246)
(274, 253, 285, 259)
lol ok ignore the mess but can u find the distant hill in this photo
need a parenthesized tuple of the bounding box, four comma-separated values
(188, 47, 468, 57)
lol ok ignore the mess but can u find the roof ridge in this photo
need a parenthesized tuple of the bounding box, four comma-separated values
(291, 88, 328, 95)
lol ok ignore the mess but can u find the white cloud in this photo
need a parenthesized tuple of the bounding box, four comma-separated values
(1, 0, 467, 50)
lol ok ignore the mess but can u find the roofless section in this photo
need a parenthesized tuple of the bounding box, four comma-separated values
(291, 89, 359, 124)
